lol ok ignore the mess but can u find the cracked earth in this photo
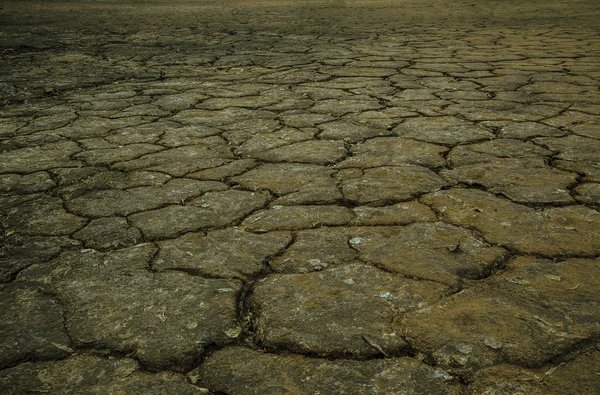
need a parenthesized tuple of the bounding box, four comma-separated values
(1, 0, 600, 393)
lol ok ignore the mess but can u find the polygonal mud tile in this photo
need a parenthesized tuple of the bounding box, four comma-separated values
(158, 125, 221, 147)
(344, 107, 419, 129)
(5, 196, 86, 236)
(0, 236, 80, 282)
(574, 183, 600, 205)
(74, 143, 164, 166)
(554, 160, 600, 183)
(73, 217, 142, 250)
(469, 350, 600, 395)
(130, 190, 269, 240)
(498, 122, 566, 139)
(534, 135, 600, 163)
(112, 140, 234, 176)
(336, 137, 447, 168)
(422, 188, 600, 256)
(317, 120, 390, 142)
(17, 245, 242, 371)
(52, 170, 172, 199)
(56, 116, 151, 140)
(194, 347, 462, 395)
(0, 355, 200, 394)
(104, 121, 180, 145)
(486, 256, 600, 327)
(252, 140, 347, 165)
(0, 141, 82, 173)
(234, 128, 314, 157)
(172, 108, 276, 127)
(154, 228, 292, 279)
(188, 159, 259, 181)
(241, 206, 354, 232)
(0, 172, 56, 194)
(404, 287, 590, 376)
(341, 165, 448, 205)
(0, 282, 71, 369)
(350, 201, 437, 226)
(250, 263, 449, 357)
(270, 227, 357, 273)
(310, 98, 382, 116)
(393, 116, 494, 145)
(66, 179, 227, 217)
(279, 111, 336, 128)
(349, 223, 508, 287)
(447, 139, 553, 167)
(440, 159, 578, 203)
(232, 163, 342, 205)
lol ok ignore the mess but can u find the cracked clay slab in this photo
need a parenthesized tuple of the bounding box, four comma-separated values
(422, 188, 600, 257)
(194, 346, 462, 395)
(250, 263, 449, 358)
(404, 286, 591, 378)
(153, 228, 292, 279)
(0, 282, 71, 369)
(341, 165, 448, 205)
(0, 355, 200, 394)
(349, 223, 508, 287)
(17, 244, 242, 371)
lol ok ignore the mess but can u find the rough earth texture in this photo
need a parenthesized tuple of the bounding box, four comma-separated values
(1, 0, 599, 393)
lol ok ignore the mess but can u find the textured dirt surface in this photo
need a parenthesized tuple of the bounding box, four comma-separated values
(1, 0, 600, 393)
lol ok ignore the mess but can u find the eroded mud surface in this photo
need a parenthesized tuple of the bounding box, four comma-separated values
(1, 0, 599, 393)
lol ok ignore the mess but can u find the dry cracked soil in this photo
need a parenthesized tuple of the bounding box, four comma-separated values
(1, 0, 600, 393)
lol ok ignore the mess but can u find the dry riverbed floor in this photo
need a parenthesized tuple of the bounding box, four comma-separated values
(1, 0, 599, 393)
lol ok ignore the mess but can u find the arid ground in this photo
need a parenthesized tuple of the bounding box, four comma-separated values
(1, 0, 599, 393)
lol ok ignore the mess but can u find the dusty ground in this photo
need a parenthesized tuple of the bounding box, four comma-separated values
(1, 0, 600, 393)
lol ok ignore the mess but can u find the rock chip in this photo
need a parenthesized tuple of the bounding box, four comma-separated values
(250, 263, 449, 357)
